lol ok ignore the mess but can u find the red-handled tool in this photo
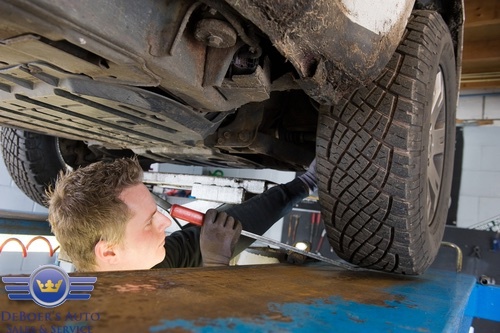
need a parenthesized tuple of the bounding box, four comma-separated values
(309, 212, 320, 244)
(171, 204, 204, 225)
(167, 204, 357, 270)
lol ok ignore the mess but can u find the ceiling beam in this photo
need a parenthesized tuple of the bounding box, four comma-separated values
(460, 0, 500, 92)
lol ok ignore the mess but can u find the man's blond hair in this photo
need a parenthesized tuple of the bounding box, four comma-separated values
(47, 158, 144, 271)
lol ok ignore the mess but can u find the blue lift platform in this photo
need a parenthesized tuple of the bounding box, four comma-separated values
(1, 263, 499, 332)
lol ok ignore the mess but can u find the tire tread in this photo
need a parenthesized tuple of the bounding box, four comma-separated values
(318, 11, 456, 274)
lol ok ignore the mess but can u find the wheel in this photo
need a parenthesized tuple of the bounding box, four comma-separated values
(1, 128, 67, 207)
(317, 10, 457, 275)
(1, 128, 151, 207)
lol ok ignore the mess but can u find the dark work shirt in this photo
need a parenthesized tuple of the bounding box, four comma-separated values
(153, 178, 309, 269)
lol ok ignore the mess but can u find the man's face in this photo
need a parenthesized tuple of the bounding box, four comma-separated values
(114, 183, 172, 270)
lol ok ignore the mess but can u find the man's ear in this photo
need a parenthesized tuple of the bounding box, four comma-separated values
(94, 240, 119, 268)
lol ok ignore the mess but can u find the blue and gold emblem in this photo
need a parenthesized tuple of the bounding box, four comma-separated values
(2, 265, 96, 308)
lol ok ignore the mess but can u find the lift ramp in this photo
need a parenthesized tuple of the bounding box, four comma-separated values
(1, 263, 498, 332)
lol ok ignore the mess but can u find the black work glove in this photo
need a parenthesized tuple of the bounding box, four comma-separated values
(298, 158, 317, 192)
(200, 209, 242, 267)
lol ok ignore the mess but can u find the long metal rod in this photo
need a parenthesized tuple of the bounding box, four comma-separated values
(240, 230, 358, 271)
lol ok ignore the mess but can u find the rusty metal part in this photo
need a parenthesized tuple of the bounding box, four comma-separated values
(203, 40, 244, 87)
(0, 0, 263, 111)
(223, 0, 413, 104)
(0, 0, 464, 111)
(441, 241, 463, 272)
(219, 58, 271, 104)
(213, 96, 315, 168)
(194, 19, 237, 48)
(168, 1, 203, 56)
(216, 105, 264, 148)
(200, 0, 262, 58)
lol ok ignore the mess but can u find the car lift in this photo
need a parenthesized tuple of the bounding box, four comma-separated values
(0, 171, 499, 332)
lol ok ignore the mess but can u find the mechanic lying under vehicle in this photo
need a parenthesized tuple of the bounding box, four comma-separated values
(47, 158, 317, 271)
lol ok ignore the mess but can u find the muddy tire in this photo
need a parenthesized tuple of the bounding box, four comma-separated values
(0, 128, 66, 207)
(317, 11, 457, 274)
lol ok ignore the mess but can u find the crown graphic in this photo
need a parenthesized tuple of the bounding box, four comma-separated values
(36, 279, 63, 293)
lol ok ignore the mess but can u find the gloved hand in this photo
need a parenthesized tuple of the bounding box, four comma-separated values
(200, 209, 242, 267)
(298, 158, 317, 192)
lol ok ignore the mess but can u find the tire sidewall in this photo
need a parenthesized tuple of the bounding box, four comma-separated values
(419, 15, 457, 261)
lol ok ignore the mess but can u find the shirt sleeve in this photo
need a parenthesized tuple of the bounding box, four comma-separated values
(153, 225, 202, 269)
(223, 178, 309, 256)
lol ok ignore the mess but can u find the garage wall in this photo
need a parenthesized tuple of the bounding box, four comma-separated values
(456, 93, 500, 228)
